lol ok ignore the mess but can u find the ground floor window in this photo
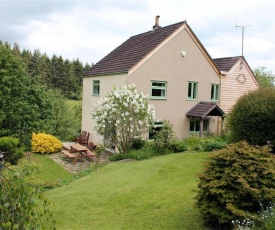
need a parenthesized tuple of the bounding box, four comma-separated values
(149, 121, 163, 139)
(189, 119, 209, 133)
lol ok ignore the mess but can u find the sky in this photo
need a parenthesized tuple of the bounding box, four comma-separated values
(0, 0, 274, 72)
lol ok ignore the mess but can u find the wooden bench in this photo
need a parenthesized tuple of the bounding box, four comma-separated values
(62, 150, 76, 159)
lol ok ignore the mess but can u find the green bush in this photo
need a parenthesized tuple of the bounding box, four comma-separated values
(109, 153, 129, 161)
(0, 166, 55, 229)
(153, 120, 174, 155)
(109, 142, 156, 161)
(183, 135, 203, 151)
(0, 136, 24, 165)
(169, 139, 187, 153)
(228, 87, 275, 151)
(200, 139, 227, 151)
(196, 141, 275, 228)
(131, 138, 147, 150)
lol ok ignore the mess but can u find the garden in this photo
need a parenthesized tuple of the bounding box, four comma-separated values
(1, 82, 275, 229)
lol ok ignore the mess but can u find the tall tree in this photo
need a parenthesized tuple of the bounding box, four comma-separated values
(254, 66, 275, 88)
(0, 45, 53, 147)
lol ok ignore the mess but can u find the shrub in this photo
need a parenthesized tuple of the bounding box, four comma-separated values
(169, 138, 187, 153)
(183, 135, 203, 151)
(196, 141, 275, 228)
(0, 166, 55, 229)
(31, 133, 62, 154)
(109, 153, 130, 161)
(0, 136, 24, 165)
(200, 138, 227, 151)
(228, 87, 275, 151)
(153, 120, 174, 155)
(109, 142, 156, 161)
(131, 138, 147, 150)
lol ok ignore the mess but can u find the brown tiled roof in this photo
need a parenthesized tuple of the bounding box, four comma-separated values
(83, 21, 185, 77)
(186, 101, 225, 118)
(213, 56, 241, 72)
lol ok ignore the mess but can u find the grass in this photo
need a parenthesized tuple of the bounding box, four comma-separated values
(14, 153, 73, 187)
(46, 152, 208, 229)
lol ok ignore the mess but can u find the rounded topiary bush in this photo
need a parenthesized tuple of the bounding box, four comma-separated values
(228, 87, 275, 151)
(196, 141, 275, 228)
(31, 133, 62, 154)
(0, 136, 24, 165)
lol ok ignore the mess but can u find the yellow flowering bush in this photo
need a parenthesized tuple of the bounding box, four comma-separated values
(31, 133, 62, 154)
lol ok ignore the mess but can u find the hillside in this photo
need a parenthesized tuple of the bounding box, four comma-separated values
(46, 152, 208, 229)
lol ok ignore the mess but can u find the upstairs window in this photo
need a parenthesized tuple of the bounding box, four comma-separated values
(211, 84, 220, 101)
(188, 82, 198, 100)
(151, 81, 167, 99)
(93, 80, 100, 95)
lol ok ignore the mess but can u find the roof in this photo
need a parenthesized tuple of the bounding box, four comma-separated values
(213, 56, 241, 72)
(186, 101, 225, 119)
(83, 21, 185, 77)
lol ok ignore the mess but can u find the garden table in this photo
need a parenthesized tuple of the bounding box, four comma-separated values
(70, 143, 89, 164)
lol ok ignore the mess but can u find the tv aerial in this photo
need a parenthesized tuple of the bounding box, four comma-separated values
(235, 24, 251, 57)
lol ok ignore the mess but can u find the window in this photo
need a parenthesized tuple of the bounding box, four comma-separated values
(151, 81, 167, 99)
(189, 120, 209, 133)
(93, 80, 100, 95)
(149, 121, 163, 139)
(188, 82, 198, 100)
(211, 84, 220, 101)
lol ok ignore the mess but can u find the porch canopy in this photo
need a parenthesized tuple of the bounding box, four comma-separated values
(186, 101, 225, 137)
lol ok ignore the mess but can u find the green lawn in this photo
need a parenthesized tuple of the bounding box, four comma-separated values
(17, 153, 73, 186)
(46, 152, 208, 229)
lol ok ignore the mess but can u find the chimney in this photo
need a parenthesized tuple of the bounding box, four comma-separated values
(153, 15, 161, 30)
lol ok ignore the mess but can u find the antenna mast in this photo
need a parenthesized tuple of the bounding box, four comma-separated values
(235, 24, 251, 56)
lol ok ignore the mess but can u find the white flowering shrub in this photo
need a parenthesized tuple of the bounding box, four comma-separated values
(91, 84, 156, 154)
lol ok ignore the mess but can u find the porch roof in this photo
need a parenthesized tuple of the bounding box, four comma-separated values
(186, 101, 225, 119)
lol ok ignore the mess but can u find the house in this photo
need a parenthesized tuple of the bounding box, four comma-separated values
(213, 56, 258, 113)
(82, 16, 257, 144)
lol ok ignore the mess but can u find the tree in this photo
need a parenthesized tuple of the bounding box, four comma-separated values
(47, 89, 80, 141)
(0, 45, 53, 147)
(254, 66, 275, 88)
(91, 84, 156, 153)
(228, 87, 275, 151)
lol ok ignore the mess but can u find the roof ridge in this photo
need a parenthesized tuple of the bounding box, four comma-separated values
(213, 56, 242, 60)
(130, 21, 186, 38)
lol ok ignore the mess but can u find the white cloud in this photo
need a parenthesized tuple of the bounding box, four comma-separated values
(1, 0, 275, 72)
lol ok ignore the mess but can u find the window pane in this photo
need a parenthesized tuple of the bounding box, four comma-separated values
(211, 85, 215, 100)
(93, 80, 100, 95)
(193, 83, 197, 99)
(151, 81, 166, 98)
(203, 120, 209, 131)
(211, 84, 219, 100)
(190, 120, 195, 131)
(188, 82, 197, 99)
(152, 82, 165, 87)
(195, 120, 200, 132)
(188, 83, 192, 98)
